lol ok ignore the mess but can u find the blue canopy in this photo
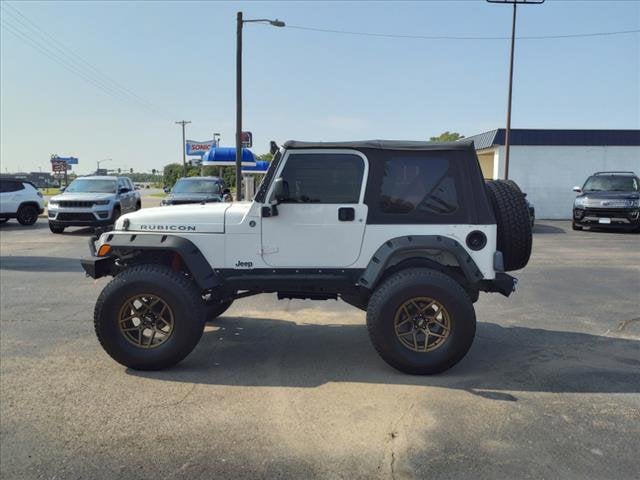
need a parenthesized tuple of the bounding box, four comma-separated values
(242, 160, 269, 174)
(202, 147, 257, 166)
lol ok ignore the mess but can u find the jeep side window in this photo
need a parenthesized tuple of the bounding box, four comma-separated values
(279, 153, 364, 204)
(379, 155, 459, 215)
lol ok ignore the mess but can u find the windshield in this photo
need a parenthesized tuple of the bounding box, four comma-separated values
(582, 175, 639, 192)
(172, 179, 221, 194)
(65, 179, 116, 193)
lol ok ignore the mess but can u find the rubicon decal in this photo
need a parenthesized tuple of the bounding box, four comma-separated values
(139, 224, 196, 231)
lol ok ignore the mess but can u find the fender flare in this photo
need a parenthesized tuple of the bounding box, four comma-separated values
(357, 235, 484, 290)
(102, 232, 221, 290)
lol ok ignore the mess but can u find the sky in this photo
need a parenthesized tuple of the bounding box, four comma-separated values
(1, 0, 638, 175)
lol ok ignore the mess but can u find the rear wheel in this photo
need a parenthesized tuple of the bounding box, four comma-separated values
(94, 264, 206, 370)
(49, 222, 65, 234)
(366, 268, 476, 375)
(16, 204, 39, 225)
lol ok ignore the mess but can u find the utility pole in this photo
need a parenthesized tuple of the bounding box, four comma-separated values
(175, 120, 191, 178)
(214, 133, 222, 178)
(487, 0, 544, 180)
(236, 12, 285, 201)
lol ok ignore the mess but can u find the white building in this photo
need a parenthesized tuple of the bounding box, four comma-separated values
(465, 129, 640, 219)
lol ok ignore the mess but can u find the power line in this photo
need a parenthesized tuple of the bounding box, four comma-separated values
(282, 24, 640, 41)
(0, 2, 176, 120)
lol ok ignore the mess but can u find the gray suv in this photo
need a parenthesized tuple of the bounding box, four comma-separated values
(48, 176, 141, 233)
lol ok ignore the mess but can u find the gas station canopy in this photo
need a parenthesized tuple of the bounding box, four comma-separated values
(201, 147, 257, 166)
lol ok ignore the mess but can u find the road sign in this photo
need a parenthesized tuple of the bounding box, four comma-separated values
(241, 131, 252, 148)
(51, 160, 67, 172)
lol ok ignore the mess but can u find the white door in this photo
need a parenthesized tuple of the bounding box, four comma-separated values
(261, 150, 368, 268)
(0, 180, 23, 214)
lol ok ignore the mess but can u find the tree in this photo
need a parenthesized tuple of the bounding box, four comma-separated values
(429, 131, 464, 142)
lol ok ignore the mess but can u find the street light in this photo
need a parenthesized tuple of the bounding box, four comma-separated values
(236, 12, 285, 200)
(175, 120, 192, 178)
(487, 0, 544, 180)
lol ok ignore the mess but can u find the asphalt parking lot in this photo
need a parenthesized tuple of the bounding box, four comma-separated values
(1, 203, 639, 479)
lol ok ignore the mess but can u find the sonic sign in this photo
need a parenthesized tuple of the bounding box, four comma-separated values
(185, 139, 215, 156)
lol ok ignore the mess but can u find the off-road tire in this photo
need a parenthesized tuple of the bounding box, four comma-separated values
(485, 180, 532, 271)
(366, 268, 476, 375)
(49, 222, 65, 234)
(16, 204, 39, 226)
(94, 264, 206, 370)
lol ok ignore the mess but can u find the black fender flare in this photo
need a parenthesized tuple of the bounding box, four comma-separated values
(357, 235, 484, 290)
(100, 232, 221, 290)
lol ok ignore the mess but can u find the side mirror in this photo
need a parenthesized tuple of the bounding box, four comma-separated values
(572, 186, 582, 193)
(59, 186, 66, 193)
(271, 177, 288, 204)
(118, 187, 130, 194)
(163, 187, 170, 193)
(270, 141, 279, 155)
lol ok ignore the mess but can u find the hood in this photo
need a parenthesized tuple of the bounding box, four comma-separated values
(116, 202, 232, 233)
(51, 192, 115, 202)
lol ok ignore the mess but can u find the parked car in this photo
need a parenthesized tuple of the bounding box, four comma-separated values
(47, 176, 141, 233)
(0, 177, 44, 225)
(572, 171, 640, 232)
(82, 139, 532, 374)
(161, 176, 231, 206)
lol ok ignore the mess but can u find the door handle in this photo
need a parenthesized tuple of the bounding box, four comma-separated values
(338, 207, 355, 221)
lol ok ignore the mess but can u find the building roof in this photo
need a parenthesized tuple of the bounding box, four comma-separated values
(466, 129, 640, 150)
(284, 139, 475, 151)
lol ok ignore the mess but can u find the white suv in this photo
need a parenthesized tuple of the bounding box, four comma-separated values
(82, 140, 532, 374)
(0, 178, 45, 226)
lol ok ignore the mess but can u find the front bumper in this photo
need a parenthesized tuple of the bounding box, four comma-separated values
(573, 207, 640, 229)
(48, 206, 115, 226)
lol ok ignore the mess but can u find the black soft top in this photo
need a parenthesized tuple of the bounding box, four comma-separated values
(283, 139, 475, 151)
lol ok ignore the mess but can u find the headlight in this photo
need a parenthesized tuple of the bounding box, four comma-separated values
(94, 200, 110, 205)
(631, 199, 640, 208)
(574, 197, 587, 207)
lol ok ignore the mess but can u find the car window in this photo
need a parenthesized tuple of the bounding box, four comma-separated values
(0, 180, 25, 193)
(279, 153, 364, 204)
(125, 179, 134, 190)
(379, 155, 460, 215)
(172, 180, 222, 194)
(66, 179, 117, 193)
(583, 175, 639, 192)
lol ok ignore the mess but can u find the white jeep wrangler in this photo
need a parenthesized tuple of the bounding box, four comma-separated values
(82, 140, 532, 374)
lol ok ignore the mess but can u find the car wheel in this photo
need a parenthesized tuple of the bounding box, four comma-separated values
(94, 264, 206, 370)
(485, 180, 532, 271)
(16, 204, 39, 225)
(135, 201, 141, 211)
(110, 207, 121, 227)
(366, 268, 476, 375)
(49, 222, 65, 234)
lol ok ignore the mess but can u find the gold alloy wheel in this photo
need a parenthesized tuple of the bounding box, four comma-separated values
(393, 297, 451, 352)
(118, 294, 174, 349)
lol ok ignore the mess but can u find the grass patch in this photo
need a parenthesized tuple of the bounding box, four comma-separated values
(149, 192, 167, 198)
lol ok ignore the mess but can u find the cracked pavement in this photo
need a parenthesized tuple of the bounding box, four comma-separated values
(1, 218, 639, 479)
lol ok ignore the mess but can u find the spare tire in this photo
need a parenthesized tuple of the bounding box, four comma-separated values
(485, 180, 532, 271)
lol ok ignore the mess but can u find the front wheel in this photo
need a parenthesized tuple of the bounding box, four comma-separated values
(16, 205, 39, 225)
(366, 268, 476, 375)
(94, 264, 206, 370)
(49, 222, 65, 234)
